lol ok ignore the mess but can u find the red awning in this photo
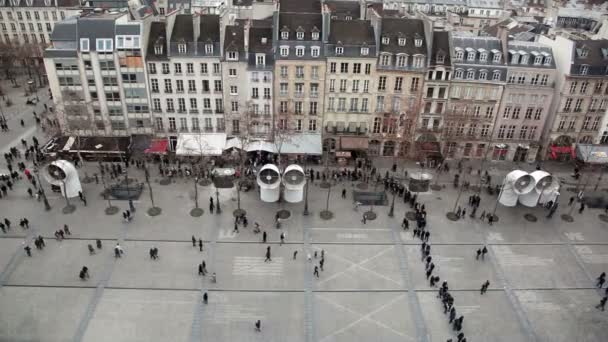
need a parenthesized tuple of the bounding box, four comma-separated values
(550, 145, 575, 160)
(144, 139, 168, 154)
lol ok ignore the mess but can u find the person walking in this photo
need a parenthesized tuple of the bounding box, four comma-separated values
(63, 224, 71, 236)
(579, 202, 586, 214)
(255, 320, 261, 332)
(88, 244, 95, 255)
(481, 246, 488, 260)
(480, 280, 490, 295)
(263, 231, 267, 243)
(96, 239, 102, 249)
(280, 232, 285, 245)
(449, 307, 456, 323)
(79, 266, 90, 281)
(114, 243, 123, 258)
(198, 263, 204, 276)
(198, 239, 203, 252)
(362, 214, 367, 224)
(192, 235, 197, 247)
(201, 261, 207, 275)
(476, 248, 482, 260)
(314, 266, 319, 278)
(293, 250, 298, 260)
(597, 272, 606, 288)
(341, 189, 346, 199)
(402, 217, 409, 230)
(27, 188, 33, 197)
(265, 246, 271, 262)
(203, 292, 208, 304)
(596, 296, 607, 311)
(319, 257, 324, 271)
(24, 245, 32, 257)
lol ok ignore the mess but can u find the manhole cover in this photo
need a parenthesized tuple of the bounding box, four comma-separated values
(320, 210, 334, 220)
(356, 182, 369, 190)
(277, 209, 291, 220)
(524, 213, 537, 222)
(190, 208, 204, 217)
(405, 211, 417, 221)
(446, 212, 459, 221)
(561, 214, 574, 222)
(233, 209, 246, 217)
(62, 204, 76, 214)
(148, 207, 162, 216)
(364, 211, 377, 220)
(159, 178, 171, 186)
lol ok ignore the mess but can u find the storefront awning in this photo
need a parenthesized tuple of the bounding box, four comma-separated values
(145, 139, 168, 154)
(550, 145, 575, 160)
(176, 133, 227, 156)
(224, 134, 322, 155)
(576, 144, 608, 164)
(415, 141, 442, 157)
(340, 137, 369, 150)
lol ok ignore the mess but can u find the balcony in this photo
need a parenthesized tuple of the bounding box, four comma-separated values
(251, 78, 259, 83)
(215, 109, 224, 114)
(188, 89, 197, 94)
(204, 127, 213, 132)
(166, 108, 175, 113)
(178, 109, 187, 114)
(189, 109, 199, 114)
(251, 95, 259, 99)
(192, 127, 200, 132)
(296, 74, 304, 79)
(310, 92, 318, 98)
(294, 92, 304, 98)
(168, 128, 177, 133)
(165, 89, 173, 94)
(203, 109, 213, 114)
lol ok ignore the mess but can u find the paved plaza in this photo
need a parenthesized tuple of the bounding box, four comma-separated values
(1, 158, 608, 342)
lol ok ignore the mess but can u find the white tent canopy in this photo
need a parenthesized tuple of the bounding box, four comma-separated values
(224, 134, 322, 155)
(176, 133, 227, 156)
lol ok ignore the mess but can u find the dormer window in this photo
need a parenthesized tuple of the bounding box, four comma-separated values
(281, 30, 289, 40)
(534, 55, 542, 65)
(436, 54, 444, 64)
(154, 44, 163, 55)
(544, 56, 552, 65)
(205, 44, 213, 54)
(382, 37, 390, 45)
(493, 52, 501, 63)
(361, 47, 369, 56)
(492, 70, 501, 80)
(479, 70, 487, 80)
(336, 47, 344, 55)
(398, 38, 406, 46)
(312, 32, 319, 41)
(80, 38, 89, 52)
(10, 0, 18, 6)
(227, 51, 238, 61)
(296, 31, 304, 40)
(467, 69, 475, 79)
(510, 53, 519, 64)
(380, 54, 390, 66)
(455, 50, 464, 61)
(26, 0, 32, 6)
(581, 65, 589, 75)
(467, 51, 476, 61)
(44, 0, 51, 5)
(296, 46, 305, 57)
(520, 54, 529, 64)
(280, 46, 289, 57)
(415, 38, 422, 47)
(178, 43, 187, 54)
(256, 54, 265, 66)
(580, 47, 589, 58)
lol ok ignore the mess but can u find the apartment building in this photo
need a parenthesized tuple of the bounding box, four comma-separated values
(539, 36, 608, 160)
(0, 0, 79, 46)
(323, 19, 376, 158)
(273, 0, 324, 138)
(492, 41, 556, 162)
(447, 0, 508, 34)
(44, 11, 151, 136)
(370, 16, 428, 158)
(443, 35, 506, 159)
(146, 14, 224, 148)
(417, 31, 451, 161)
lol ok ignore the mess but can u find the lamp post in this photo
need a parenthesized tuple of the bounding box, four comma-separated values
(303, 154, 309, 216)
(33, 167, 51, 211)
(216, 186, 221, 214)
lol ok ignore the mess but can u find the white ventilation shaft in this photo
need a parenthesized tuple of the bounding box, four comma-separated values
(498, 170, 535, 207)
(257, 164, 280, 202)
(44, 160, 82, 198)
(282, 164, 305, 203)
(520, 170, 554, 207)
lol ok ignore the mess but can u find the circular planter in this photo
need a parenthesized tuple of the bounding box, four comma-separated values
(147, 207, 162, 216)
(320, 210, 334, 220)
(190, 208, 204, 217)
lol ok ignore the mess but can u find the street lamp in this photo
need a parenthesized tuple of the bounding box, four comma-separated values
(216, 186, 221, 214)
(303, 154, 309, 216)
(33, 167, 51, 211)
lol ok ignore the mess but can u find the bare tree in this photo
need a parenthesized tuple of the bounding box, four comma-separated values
(231, 109, 255, 216)
(184, 134, 212, 217)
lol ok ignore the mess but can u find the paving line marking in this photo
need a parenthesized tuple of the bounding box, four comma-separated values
(390, 228, 429, 342)
(0, 228, 38, 287)
(304, 221, 316, 342)
(317, 293, 410, 342)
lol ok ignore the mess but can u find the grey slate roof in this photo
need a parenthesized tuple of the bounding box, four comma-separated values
(325, 0, 360, 19)
(506, 41, 555, 68)
(224, 25, 245, 55)
(451, 36, 504, 65)
(0, 0, 79, 6)
(278, 13, 322, 40)
(50, 20, 78, 41)
(147, 21, 166, 58)
(249, 26, 273, 53)
(171, 14, 194, 42)
(329, 20, 375, 45)
(380, 18, 427, 55)
(571, 39, 608, 76)
(432, 31, 451, 66)
(198, 15, 220, 43)
(279, 0, 321, 14)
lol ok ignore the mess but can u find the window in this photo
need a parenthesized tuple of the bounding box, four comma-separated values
(330, 62, 336, 73)
(164, 79, 172, 93)
(338, 98, 346, 111)
(231, 101, 239, 112)
(256, 54, 265, 66)
(544, 56, 552, 65)
(311, 46, 320, 57)
(280, 82, 288, 95)
(363, 80, 369, 93)
(394, 77, 403, 91)
(397, 55, 407, 68)
(229, 68, 236, 77)
(398, 38, 406, 46)
(503, 106, 511, 119)
(455, 70, 463, 79)
(296, 66, 304, 78)
(339, 80, 347, 92)
(455, 50, 464, 61)
(205, 44, 213, 54)
(493, 53, 501, 63)
(361, 98, 369, 112)
(296, 31, 304, 40)
(178, 98, 186, 112)
(378, 76, 387, 91)
(340, 63, 348, 73)
(410, 78, 419, 91)
(350, 98, 359, 112)
(329, 79, 335, 92)
(497, 125, 506, 139)
(382, 37, 389, 45)
(214, 80, 222, 92)
(80, 38, 89, 52)
(376, 96, 384, 112)
(280, 66, 288, 78)
(415, 38, 422, 47)
(162, 63, 170, 74)
(519, 126, 528, 140)
(528, 126, 537, 140)
(166, 99, 174, 112)
(96, 38, 113, 52)
(264, 88, 271, 99)
(295, 101, 303, 114)
(281, 31, 289, 40)
(574, 98, 583, 112)
(280, 101, 288, 113)
(252, 88, 259, 99)
(310, 101, 318, 115)
(309, 119, 317, 131)
(361, 47, 369, 56)
(280, 46, 289, 57)
(365, 64, 371, 75)
(153, 98, 161, 112)
(467, 51, 476, 61)
(190, 98, 197, 110)
(336, 47, 344, 55)
(176, 80, 184, 92)
(295, 119, 302, 131)
(311, 66, 319, 79)
(524, 107, 533, 119)
(230, 86, 238, 95)
(479, 53, 487, 62)
(122, 74, 137, 84)
(312, 32, 319, 40)
(201, 63, 208, 74)
(479, 71, 487, 80)
(352, 80, 359, 92)
(534, 55, 542, 65)
(353, 63, 361, 74)
(413, 56, 424, 68)
(174, 63, 182, 74)
(563, 98, 572, 112)
(213, 63, 221, 74)
(580, 81, 589, 94)
(227, 51, 238, 60)
(380, 54, 390, 66)
(148, 63, 157, 74)
(466, 70, 475, 80)
(186, 63, 194, 74)
(178, 44, 187, 54)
